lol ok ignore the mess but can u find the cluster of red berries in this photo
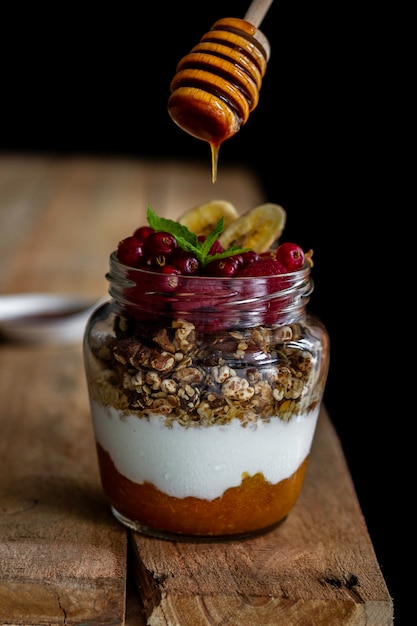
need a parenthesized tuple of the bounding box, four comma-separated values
(117, 226, 306, 278)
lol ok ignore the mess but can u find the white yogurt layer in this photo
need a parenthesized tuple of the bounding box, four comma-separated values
(91, 400, 320, 500)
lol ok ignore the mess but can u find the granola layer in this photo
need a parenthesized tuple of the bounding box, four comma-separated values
(87, 314, 325, 427)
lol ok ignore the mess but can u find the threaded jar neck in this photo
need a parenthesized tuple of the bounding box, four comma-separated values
(106, 251, 313, 331)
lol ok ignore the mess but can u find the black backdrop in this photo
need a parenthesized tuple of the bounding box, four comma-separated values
(2, 1, 400, 618)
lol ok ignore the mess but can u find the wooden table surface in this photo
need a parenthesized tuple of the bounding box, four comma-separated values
(0, 156, 393, 625)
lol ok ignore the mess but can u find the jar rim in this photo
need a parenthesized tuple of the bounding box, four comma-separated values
(108, 250, 312, 282)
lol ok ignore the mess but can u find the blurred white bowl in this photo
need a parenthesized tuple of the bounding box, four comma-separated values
(0, 293, 106, 344)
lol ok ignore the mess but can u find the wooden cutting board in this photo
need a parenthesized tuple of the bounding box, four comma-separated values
(0, 342, 128, 624)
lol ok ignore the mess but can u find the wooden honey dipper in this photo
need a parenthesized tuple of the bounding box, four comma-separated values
(168, 0, 274, 183)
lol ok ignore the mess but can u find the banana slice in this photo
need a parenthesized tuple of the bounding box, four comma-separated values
(219, 203, 287, 253)
(178, 199, 239, 236)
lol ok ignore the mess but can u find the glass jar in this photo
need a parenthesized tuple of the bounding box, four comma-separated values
(83, 251, 330, 541)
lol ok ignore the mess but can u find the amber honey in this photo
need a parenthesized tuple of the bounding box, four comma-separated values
(168, 18, 270, 182)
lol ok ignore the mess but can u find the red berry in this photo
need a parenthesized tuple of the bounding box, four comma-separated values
(156, 265, 181, 291)
(132, 225, 155, 242)
(171, 249, 200, 275)
(144, 231, 178, 257)
(143, 231, 178, 268)
(117, 236, 146, 267)
(275, 242, 305, 272)
(237, 250, 259, 269)
(203, 256, 240, 277)
(238, 258, 287, 277)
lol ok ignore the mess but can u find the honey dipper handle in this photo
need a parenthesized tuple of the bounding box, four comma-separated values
(244, 0, 274, 27)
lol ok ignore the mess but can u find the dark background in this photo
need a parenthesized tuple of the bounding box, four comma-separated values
(2, 1, 401, 620)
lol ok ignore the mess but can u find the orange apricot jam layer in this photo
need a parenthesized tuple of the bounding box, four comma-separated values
(96, 443, 308, 537)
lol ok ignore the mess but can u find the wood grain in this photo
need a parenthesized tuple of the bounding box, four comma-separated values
(0, 343, 128, 624)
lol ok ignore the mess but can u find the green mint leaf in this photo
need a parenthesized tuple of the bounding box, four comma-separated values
(200, 218, 224, 256)
(147, 205, 199, 247)
(146, 204, 250, 267)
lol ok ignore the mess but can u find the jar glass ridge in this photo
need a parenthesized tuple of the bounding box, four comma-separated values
(84, 252, 330, 541)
